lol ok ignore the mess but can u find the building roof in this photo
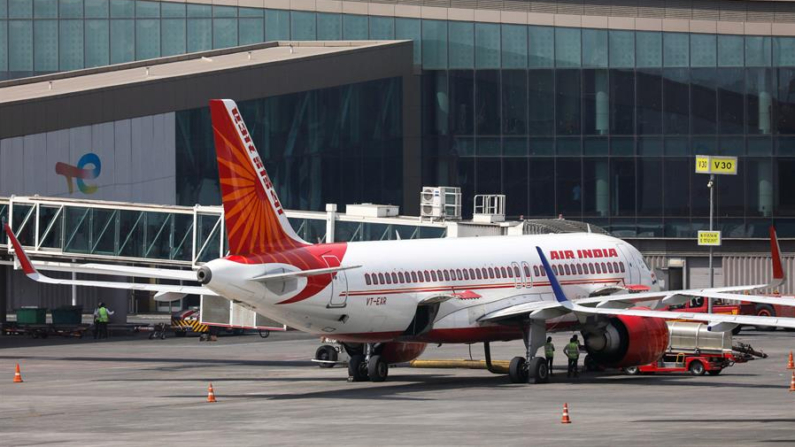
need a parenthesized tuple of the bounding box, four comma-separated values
(0, 40, 405, 105)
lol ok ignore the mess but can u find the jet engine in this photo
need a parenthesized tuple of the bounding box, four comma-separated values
(582, 309, 669, 368)
(380, 342, 428, 364)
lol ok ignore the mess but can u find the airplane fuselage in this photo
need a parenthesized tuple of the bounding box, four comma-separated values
(203, 232, 657, 344)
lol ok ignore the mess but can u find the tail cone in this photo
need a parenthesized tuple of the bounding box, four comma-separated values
(207, 383, 217, 402)
(561, 403, 571, 424)
(13, 363, 23, 383)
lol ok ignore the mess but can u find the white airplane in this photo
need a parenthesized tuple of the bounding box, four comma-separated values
(5, 98, 795, 385)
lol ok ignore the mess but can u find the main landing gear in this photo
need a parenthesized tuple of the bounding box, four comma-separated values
(508, 320, 549, 384)
(348, 343, 388, 382)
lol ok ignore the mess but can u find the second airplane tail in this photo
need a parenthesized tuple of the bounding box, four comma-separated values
(209, 99, 309, 256)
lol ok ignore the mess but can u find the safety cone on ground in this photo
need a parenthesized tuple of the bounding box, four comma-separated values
(788, 352, 794, 370)
(13, 364, 23, 383)
(789, 373, 795, 392)
(561, 403, 571, 424)
(207, 383, 217, 402)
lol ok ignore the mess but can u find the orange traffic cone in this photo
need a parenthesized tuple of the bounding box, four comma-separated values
(13, 363, 23, 383)
(788, 352, 794, 370)
(789, 373, 795, 392)
(207, 383, 217, 402)
(561, 403, 571, 424)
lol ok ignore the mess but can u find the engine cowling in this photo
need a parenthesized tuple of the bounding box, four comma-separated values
(582, 309, 669, 368)
(380, 342, 428, 364)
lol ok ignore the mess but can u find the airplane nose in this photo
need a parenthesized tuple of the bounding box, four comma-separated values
(197, 266, 212, 285)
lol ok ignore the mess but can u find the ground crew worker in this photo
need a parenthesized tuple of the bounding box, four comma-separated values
(564, 335, 581, 378)
(544, 336, 555, 376)
(93, 302, 114, 339)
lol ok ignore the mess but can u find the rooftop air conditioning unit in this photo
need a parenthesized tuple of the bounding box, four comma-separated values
(420, 187, 461, 221)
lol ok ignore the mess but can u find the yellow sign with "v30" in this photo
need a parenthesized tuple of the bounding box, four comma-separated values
(695, 155, 738, 175)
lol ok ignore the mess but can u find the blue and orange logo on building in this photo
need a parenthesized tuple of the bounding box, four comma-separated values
(55, 153, 102, 194)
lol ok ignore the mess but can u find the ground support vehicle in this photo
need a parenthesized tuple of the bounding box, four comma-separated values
(1, 322, 91, 338)
(624, 321, 766, 376)
(665, 296, 795, 332)
(312, 339, 350, 368)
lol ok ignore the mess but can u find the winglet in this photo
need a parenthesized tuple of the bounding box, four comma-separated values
(770, 226, 785, 287)
(536, 246, 572, 307)
(4, 224, 37, 276)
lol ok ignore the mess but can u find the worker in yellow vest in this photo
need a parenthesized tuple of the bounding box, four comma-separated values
(93, 302, 114, 339)
(563, 335, 581, 378)
(544, 336, 555, 376)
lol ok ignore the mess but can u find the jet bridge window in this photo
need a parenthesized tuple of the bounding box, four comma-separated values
(365, 274, 372, 285)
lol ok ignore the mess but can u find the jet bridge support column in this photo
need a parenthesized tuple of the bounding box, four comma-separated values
(0, 265, 7, 323)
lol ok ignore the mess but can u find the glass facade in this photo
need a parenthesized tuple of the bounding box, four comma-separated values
(3, 0, 795, 237)
(175, 77, 403, 212)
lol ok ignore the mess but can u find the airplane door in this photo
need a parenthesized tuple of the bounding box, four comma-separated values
(323, 255, 348, 308)
(617, 244, 640, 284)
(521, 261, 533, 288)
(511, 262, 522, 289)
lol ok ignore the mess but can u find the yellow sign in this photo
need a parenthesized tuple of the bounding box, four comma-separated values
(695, 155, 738, 175)
(698, 231, 722, 246)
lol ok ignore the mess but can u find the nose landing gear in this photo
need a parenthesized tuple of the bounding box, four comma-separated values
(347, 343, 388, 382)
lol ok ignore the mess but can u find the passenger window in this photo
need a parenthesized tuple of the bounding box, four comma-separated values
(365, 273, 372, 285)
(576, 264, 583, 275)
(437, 270, 443, 280)
(533, 266, 540, 277)
(540, 267, 546, 276)
(488, 267, 495, 278)
(431, 271, 438, 281)
(385, 273, 392, 284)
(501, 267, 508, 278)
(564, 265, 571, 275)
(463, 269, 470, 280)
(514, 266, 521, 277)
(506, 267, 513, 278)
(595, 263, 602, 274)
(589, 263, 595, 274)
(410, 271, 417, 282)
(378, 273, 385, 284)
(469, 268, 475, 278)
(607, 263, 614, 274)
(392, 273, 398, 283)
(613, 262, 619, 273)
(601, 262, 607, 273)
(443, 270, 450, 281)
(476, 269, 483, 280)
(495, 268, 502, 279)
(619, 262, 625, 273)
(552, 265, 559, 275)
(456, 269, 462, 280)
(481, 268, 488, 279)
(398, 272, 405, 283)
(424, 271, 431, 282)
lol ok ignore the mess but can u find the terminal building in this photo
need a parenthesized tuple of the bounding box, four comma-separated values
(1, 0, 795, 315)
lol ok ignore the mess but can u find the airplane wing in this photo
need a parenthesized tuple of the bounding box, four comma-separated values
(4, 224, 217, 299)
(34, 262, 198, 282)
(574, 226, 791, 310)
(479, 245, 795, 331)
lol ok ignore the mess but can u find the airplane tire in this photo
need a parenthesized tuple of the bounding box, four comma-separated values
(348, 355, 369, 382)
(315, 345, 338, 369)
(368, 355, 388, 382)
(625, 366, 640, 375)
(527, 357, 549, 384)
(508, 357, 528, 383)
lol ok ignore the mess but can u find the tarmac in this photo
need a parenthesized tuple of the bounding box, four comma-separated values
(1, 328, 794, 446)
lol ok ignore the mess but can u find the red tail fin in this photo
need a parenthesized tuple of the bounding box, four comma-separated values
(209, 99, 309, 255)
(770, 226, 785, 286)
